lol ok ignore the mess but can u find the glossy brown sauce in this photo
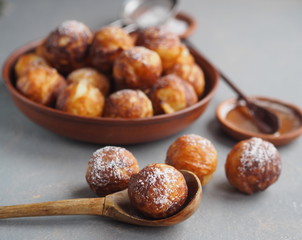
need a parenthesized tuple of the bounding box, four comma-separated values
(226, 100, 302, 136)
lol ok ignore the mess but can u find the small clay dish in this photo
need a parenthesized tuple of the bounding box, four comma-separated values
(216, 96, 302, 146)
(2, 40, 219, 145)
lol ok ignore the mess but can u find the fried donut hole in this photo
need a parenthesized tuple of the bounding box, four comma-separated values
(103, 89, 153, 119)
(165, 63, 205, 97)
(113, 46, 162, 90)
(16, 65, 66, 106)
(225, 137, 281, 195)
(86, 146, 139, 197)
(56, 81, 104, 117)
(15, 53, 49, 77)
(89, 26, 134, 73)
(171, 44, 195, 66)
(166, 134, 218, 186)
(41, 20, 93, 74)
(148, 74, 198, 115)
(128, 163, 188, 219)
(137, 26, 182, 70)
(67, 67, 110, 96)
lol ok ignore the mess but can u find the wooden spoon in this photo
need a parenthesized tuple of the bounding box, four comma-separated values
(0, 170, 202, 227)
(219, 72, 280, 134)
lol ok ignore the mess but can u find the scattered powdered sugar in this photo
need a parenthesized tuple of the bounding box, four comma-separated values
(238, 137, 281, 174)
(57, 20, 88, 35)
(87, 146, 132, 187)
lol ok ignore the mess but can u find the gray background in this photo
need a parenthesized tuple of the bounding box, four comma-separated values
(0, 0, 301, 239)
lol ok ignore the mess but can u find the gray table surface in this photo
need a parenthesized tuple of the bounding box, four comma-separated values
(0, 0, 301, 239)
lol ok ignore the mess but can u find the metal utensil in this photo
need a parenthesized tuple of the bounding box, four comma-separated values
(110, 0, 178, 32)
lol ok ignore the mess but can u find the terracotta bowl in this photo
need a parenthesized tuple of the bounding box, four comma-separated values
(216, 97, 302, 146)
(2, 40, 219, 145)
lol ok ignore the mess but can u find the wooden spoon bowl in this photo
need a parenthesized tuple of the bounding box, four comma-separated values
(0, 170, 202, 227)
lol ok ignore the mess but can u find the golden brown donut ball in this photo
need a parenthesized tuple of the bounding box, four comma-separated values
(166, 134, 218, 186)
(128, 163, 188, 219)
(136, 26, 182, 70)
(67, 67, 110, 96)
(225, 137, 281, 195)
(15, 53, 49, 77)
(113, 46, 162, 90)
(103, 89, 153, 119)
(35, 41, 49, 59)
(56, 81, 104, 117)
(172, 44, 195, 66)
(42, 20, 93, 74)
(16, 65, 66, 106)
(165, 63, 206, 97)
(89, 26, 134, 73)
(148, 74, 198, 114)
(86, 146, 139, 197)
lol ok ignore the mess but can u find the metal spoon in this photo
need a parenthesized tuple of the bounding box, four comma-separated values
(0, 170, 202, 227)
(109, 0, 178, 33)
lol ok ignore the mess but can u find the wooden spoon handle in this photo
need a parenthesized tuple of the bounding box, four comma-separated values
(183, 39, 250, 103)
(218, 72, 250, 104)
(0, 198, 105, 219)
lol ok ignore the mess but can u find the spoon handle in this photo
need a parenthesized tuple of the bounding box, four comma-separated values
(0, 198, 104, 219)
(183, 39, 250, 103)
(218, 72, 250, 104)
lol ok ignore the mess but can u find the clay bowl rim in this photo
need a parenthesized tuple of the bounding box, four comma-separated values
(216, 96, 302, 146)
(2, 39, 219, 127)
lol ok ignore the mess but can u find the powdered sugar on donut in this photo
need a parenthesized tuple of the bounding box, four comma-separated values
(134, 165, 186, 208)
(124, 47, 156, 66)
(182, 134, 217, 161)
(238, 137, 281, 175)
(57, 20, 89, 35)
(87, 146, 134, 187)
(184, 134, 213, 149)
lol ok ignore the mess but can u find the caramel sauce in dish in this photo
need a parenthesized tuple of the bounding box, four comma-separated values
(226, 99, 302, 136)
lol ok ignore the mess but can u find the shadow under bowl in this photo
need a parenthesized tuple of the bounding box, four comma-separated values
(2, 40, 219, 145)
